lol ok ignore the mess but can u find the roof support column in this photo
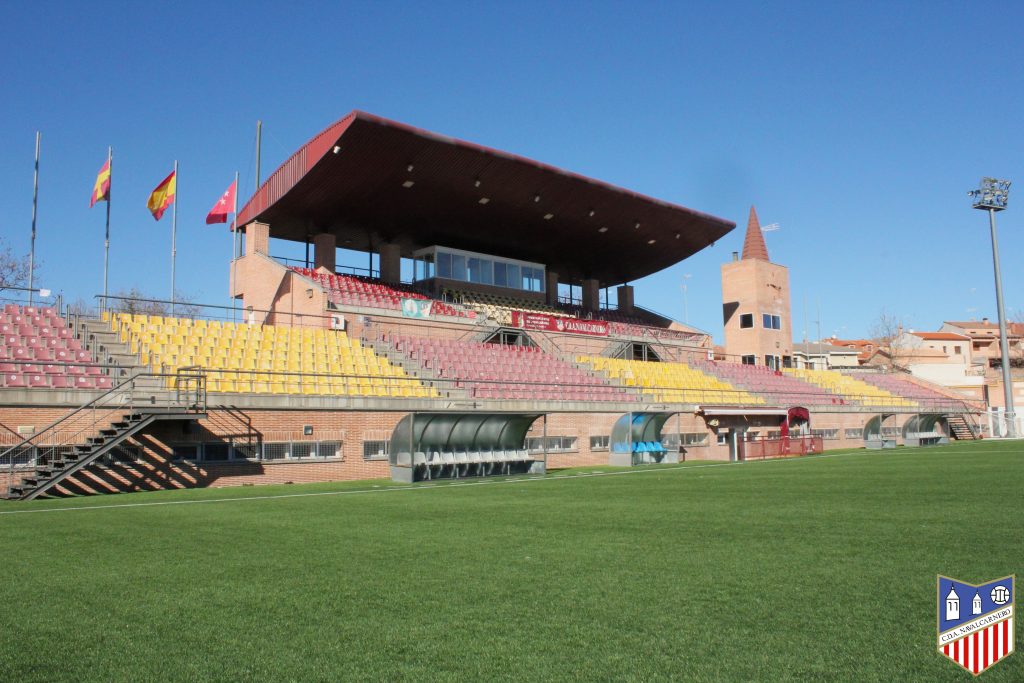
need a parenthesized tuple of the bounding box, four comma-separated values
(616, 284, 635, 314)
(545, 271, 559, 306)
(245, 222, 269, 256)
(313, 232, 336, 272)
(582, 278, 600, 312)
(379, 242, 401, 284)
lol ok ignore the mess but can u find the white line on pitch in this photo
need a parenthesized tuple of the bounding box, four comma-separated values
(0, 442, 1011, 516)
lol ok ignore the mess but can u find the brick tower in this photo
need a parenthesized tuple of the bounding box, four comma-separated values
(721, 207, 793, 368)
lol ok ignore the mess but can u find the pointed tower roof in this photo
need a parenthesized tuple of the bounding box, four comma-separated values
(742, 206, 770, 261)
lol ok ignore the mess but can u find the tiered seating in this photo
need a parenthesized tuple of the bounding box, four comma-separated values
(850, 372, 953, 402)
(453, 290, 561, 325)
(0, 304, 111, 390)
(291, 268, 471, 318)
(579, 356, 763, 405)
(111, 314, 437, 398)
(393, 336, 634, 401)
(784, 368, 915, 407)
(693, 360, 839, 406)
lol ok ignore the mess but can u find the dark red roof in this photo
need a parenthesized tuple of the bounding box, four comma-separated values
(741, 206, 769, 261)
(236, 111, 735, 285)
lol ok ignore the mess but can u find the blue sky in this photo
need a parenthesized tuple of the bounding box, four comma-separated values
(1, 1, 1021, 342)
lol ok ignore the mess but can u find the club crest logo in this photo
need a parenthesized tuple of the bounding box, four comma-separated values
(938, 575, 1014, 675)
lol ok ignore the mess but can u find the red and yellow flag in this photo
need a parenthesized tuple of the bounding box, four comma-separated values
(90, 159, 111, 207)
(147, 170, 177, 221)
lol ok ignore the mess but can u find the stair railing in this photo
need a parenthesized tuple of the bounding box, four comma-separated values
(1, 370, 206, 497)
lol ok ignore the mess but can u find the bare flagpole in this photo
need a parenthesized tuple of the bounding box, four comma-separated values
(171, 160, 178, 316)
(28, 132, 40, 305)
(102, 146, 112, 310)
(231, 170, 239, 321)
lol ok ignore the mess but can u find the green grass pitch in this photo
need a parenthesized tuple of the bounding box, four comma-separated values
(1, 441, 1021, 681)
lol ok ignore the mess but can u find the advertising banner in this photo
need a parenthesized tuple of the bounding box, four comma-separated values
(511, 311, 609, 336)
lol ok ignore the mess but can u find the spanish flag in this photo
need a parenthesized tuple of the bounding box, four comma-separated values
(147, 170, 176, 221)
(90, 159, 111, 207)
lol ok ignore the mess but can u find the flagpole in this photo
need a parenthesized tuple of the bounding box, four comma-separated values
(28, 132, 40, 306)
(102, 146, 112, 311)
(171, 160, 178, 316)
(232, 170, 239, 322)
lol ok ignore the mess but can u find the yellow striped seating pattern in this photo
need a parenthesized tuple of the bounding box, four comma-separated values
(783, 368, 915, 407)
(110, 313, 438, 398)
(578, 356, 765, 405)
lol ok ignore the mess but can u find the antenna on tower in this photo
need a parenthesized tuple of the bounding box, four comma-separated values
(761, 223, 781, 233)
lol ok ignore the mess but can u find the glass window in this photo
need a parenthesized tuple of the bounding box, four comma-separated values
(494, 261, 507, 288)
(763, 313, 772, 328)
(451, 254, 466, 281)
(772, 315, 782, 330)
(507, 264, 520, 291)
(468, 257, 492, 285)
(741, 355, 756, 365)
(437, 251, 452, 279)
(740, 313, 753, 329)
(203, 443, 230, 462)
(363, 440, 390, 461)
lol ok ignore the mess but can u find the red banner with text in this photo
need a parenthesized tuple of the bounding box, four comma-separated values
(511, 311, 609, 336)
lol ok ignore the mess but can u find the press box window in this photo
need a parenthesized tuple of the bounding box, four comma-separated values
(739, 313, 754, 329)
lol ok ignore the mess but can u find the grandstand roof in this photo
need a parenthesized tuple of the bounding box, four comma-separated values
(236, 111, 735, 285)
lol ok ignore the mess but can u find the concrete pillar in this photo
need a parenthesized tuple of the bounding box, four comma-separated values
(313, 233, 336, 272)
(616, 284, 635, 313)
(245, 222, 270, 256)
(379, 243, 401, 283)
(582, 278, 600, 311)
(545, 271, 559, 306)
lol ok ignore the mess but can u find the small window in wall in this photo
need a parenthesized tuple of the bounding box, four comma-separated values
(590, 435, 610, 451)
(954, 346, 962, 355)
(363, 440, 390, 461)
(171, 445, 198, 461)
(203, 443, 231, 462)
(810, 428, 839, 440)
(739, 313, 754, 329)
(741, 355, 756, 365)
(716, 433, 728, 445)
(681, 432, 709, 446)
(782, 356, 792, 368)
(845, 428, 863, 439)
(526, 436, 577, 453)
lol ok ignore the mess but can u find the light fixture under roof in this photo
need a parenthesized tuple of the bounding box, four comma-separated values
(533, 194, 541, 203)
(402, 180, 415, 188)
(647, 239, 656, 245)
(543, 213, 554, 220)
(406, 164, 414, 172)
(588, 209, 596, 217)
(478, 197, 490, 205)
(332, 145, 341, 154)
(597, 226, 608, 233)
(675, 233, 681, 239)
(474, 178, 481, 188)
(634, 222, 641, 229)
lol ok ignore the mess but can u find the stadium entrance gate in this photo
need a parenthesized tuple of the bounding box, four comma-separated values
(389, 413, 544, 482)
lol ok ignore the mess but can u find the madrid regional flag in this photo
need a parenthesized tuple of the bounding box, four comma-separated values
(147, 170, 177, 221)
(205, 179, 237, 226)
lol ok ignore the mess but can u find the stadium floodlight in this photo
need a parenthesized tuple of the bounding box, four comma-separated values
(968, 177, 1010, 211)
(969, 177, 1016, 437)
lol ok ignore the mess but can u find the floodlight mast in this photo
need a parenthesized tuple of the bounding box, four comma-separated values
(968, 177, 1016, 437)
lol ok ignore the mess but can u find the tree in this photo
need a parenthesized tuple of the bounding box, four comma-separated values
(869, 310, 909, 370)
(0, 237, 36, 291)
(109, 287, 200, 318)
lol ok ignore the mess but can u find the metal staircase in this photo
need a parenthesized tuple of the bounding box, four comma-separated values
(947, 414, 979, 440)
(1, 370, 206, 500)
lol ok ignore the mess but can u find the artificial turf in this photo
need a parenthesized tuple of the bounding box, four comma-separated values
(1, 441, 1021, 681)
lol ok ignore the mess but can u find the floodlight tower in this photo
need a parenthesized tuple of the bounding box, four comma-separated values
(968, 177, 1016, 437)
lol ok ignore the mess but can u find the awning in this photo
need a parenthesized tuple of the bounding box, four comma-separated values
(699, 406, 789, 417)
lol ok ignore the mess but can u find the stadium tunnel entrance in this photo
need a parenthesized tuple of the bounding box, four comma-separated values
(389, 413, 544, 482)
